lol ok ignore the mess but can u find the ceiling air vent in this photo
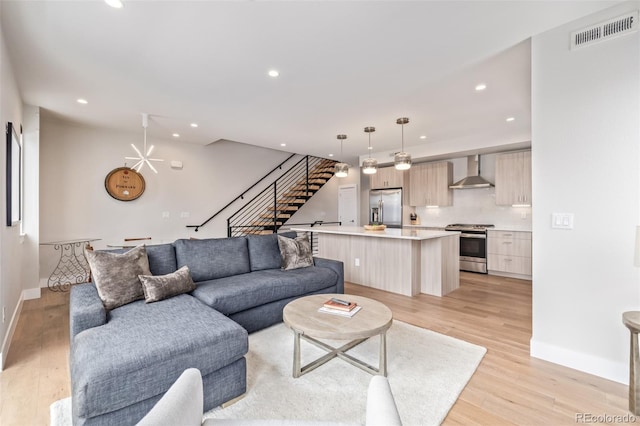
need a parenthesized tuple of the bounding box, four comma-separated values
(571, 11, 638, 50)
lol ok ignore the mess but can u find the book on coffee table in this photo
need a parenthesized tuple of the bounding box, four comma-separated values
(323, 298, 357, 312)
(318, 305, 362, 318)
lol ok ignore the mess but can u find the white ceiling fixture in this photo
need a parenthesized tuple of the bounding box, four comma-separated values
(125, 113, 164, 174)
(105, 0, 124, 9)
(394, 117, 411, 171)
(268, 70, 280, 77)
(475, 83, 487, 91)
(77, 98, 88, 104)
(172, 133, 180, 138)
(190, 123, 198, 128)
(506, 117, 515, 122)
(419, 135, 427, 140)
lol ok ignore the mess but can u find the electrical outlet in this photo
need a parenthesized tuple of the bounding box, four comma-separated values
(180, 212, 190, 219)
(521, 212, 527, 219)
(354, 258, 360, 267)
(162, 211, 170, 219)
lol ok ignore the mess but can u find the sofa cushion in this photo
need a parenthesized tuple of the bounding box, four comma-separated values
(139, 266, 196, 303)
(86, 245, 151, 310)
(191, 266, 338, 315)
(105, 243, 177, 276)
(71, 294, 248, 419)
(278, 233, 313, 270)
(246, 231, 296, 272)
(174, 237, 250, 282)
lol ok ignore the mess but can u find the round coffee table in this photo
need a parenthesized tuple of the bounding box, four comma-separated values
(283, 294, 393, 378)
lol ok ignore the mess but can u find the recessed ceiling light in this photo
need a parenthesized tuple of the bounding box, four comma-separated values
(105, 0, 124, 9)
(172, 133, 180, 138)
(77, 98, 88, 104)
(190, 123, 198, 128)
(506, 117, 515, 122)
(280, 143, 286, 147)
(475, 83, 487, 91)
(328, 154, 334, 157)
(368, 146, 373, 150)
(268, 70, 280, 78)
(419, 135, 427, 139)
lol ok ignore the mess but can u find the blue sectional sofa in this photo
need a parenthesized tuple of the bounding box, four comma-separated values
(69, 232, 344, 426)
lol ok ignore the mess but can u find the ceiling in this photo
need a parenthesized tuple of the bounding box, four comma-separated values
(0, 1, 619, 163)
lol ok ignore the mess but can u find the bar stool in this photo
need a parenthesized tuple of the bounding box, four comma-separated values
(623, 311, 640, 415)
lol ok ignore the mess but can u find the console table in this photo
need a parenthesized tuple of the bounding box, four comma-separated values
(40, 239, 100, 291)
(623, 311, 640, 415)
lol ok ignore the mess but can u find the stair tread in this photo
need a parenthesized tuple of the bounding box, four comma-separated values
(260, 213, 292, 219)
(267, 205, 299, 211)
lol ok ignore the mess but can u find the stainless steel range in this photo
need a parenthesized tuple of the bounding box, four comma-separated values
(444, 224, 495, 274)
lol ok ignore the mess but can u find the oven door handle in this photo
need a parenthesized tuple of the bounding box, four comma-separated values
(460, 233, 486, 239)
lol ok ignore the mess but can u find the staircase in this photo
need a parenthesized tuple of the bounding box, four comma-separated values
(227, 156, 337, 237)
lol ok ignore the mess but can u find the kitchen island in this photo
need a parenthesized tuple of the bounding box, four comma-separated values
(289, 226, 460, 297)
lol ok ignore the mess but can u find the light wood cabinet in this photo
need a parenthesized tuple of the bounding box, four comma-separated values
(487, 230, 532, 277)
(408, 161, 453, 207)
(369, 166, 405, 189)
(495, 150, 532, 206)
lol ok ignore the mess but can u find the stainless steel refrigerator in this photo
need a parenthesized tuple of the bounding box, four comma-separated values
(369, 189, 402, 228)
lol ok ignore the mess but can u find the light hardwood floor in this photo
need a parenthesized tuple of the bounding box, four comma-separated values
(0, 273, 635, 425)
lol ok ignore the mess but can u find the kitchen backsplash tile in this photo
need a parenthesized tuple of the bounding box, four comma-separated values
(412, 186, 531, 229)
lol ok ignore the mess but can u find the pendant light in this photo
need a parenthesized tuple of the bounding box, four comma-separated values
(334, 134, 349, 178)
(362, 126, 378, 175)
(125, 113, 165, 173)
(394, 117, 411, 170)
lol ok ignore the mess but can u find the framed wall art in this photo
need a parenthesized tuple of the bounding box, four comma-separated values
(6, 122, 21, 226)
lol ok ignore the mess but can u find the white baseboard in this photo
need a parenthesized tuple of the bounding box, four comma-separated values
(530, 338, 628, 385)
(1, 287, 42, 371)
(23, 287, 41, 300)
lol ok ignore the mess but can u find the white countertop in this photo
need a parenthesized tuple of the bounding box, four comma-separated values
(403, 225, 445, 230)
(290, 226, 458, 241)
(490, 226, 532, 232)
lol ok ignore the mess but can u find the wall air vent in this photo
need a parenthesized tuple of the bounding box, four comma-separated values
(571, 11, 638, 50)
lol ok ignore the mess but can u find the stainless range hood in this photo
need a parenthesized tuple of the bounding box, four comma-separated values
(449, 155, 494, 189)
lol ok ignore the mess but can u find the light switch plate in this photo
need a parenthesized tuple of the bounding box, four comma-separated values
(552, 213, 574, 229)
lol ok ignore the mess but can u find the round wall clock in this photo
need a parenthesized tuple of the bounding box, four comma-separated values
(104, 167, 146, 201)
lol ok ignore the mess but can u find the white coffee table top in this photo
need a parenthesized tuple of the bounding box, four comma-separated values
(283, 294, 393, 340)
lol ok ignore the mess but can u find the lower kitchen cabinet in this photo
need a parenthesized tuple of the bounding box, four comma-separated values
(487, 230, 532, 278)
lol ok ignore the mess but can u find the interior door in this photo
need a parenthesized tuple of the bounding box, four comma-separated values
(338, 184, 358, 226)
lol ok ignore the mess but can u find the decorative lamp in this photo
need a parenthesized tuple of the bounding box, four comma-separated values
(394, 117, 411, 170)
(334, 134, 349, 178)
(125, 113, 164, 174)
(362, 126, 378, 175)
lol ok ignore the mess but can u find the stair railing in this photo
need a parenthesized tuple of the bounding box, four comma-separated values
(227, 155, 335, 237)
(186, 154, 296, 232)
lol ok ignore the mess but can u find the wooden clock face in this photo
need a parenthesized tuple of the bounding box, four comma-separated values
(104, 167, 146, 201)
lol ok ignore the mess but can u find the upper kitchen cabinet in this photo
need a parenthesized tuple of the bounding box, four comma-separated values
(495, 150, 531, 206)
(369, 166, 406, 189)
(409, 161, 453, 207)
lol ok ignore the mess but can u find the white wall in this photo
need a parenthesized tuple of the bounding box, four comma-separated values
(38, 118, 312, 280)
(531, 1, 640, 383)
(0, 15, 34, 369)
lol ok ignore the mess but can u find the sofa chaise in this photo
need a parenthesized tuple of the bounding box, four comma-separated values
(70, 232, 344, 426)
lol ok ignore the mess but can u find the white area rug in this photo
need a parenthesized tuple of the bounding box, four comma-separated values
(51, 321, 486, 426)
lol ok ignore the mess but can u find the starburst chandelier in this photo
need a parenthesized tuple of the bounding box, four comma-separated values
(125, 113, 164, 173)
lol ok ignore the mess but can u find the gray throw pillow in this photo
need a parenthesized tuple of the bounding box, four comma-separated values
(277, 233, 314, 270)
(138, 266, 196, 303)
(85, 245, 151, 310)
